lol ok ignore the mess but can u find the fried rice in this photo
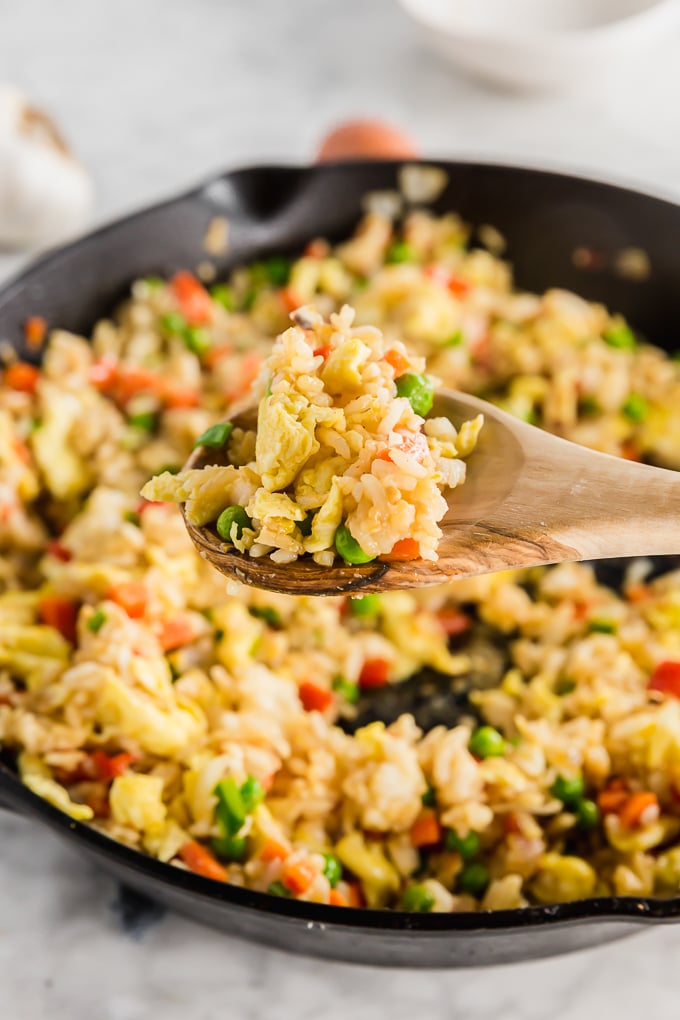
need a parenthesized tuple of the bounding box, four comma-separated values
(2, 204, 680, 912)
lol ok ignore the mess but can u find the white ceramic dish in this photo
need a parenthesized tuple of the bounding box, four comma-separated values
(397, 0, 680, 91)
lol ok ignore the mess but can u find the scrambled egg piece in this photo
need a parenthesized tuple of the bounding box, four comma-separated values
(110, 774, 167, 831)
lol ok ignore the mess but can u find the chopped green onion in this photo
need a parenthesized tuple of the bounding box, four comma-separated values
(216, 505, 252, 542)
(124, 510, 141, 527)
(555, 677, 576, 696)
(249, 606, 282, 628)
(444, 331, 464, 347)
(322, 852, 343, 888)
(158, 464, 180, 475)
(332, 676, 360, 704)
(523, 407, 539, 426)
(211, 834, 247, 862)
(401, 884, 435, 911)
(298, 512, 314, 537)
(550, 773, 585, 808)
(603, 323, 636, 350)
(268, 880, 291, 897)
(575, 798, 600, 830)
(127, 411, 157, 432)
(210, 283, 235, 311)
(421, 786, 436, 808)
(456, 862, 490, 897)
(214, 778, 246, 836)
(193, 422, 234, 449)
(386, 241, 415, 264)
(160, 311, 188, 335)
(468, 725, 506, 759)
(29, 417, 42, 433)
(87, 608, 107, 633)
(143, 276, 164, 291)
(578, 396, 600, 416)
(621, 393, 649, 423)
(334, 523, 375, 565)
(348, 594, 381, 619)
(395, 373, 434, 416)
(588, 618, 617, 634)
(444, 829, 480, 860)
(262, 256, 291, 287)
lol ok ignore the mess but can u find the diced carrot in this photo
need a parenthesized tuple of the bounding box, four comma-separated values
(621, 440, 641, 462)
(298, 680, 334, 713)
(179, 840, 229, 881)
(359, 657, 390, 688)
(626, 583, 651, 604)
(448, 275, 471, 298)
(46, 539, 72, 562)
(304, 238, 329, 259)
(329, 889, 348, 907)
(91, 750, 137, 782)
(163, 384, 200, 409)
(282, 858, 317, 895)
(155, 617, 198, 652)
(171, 271, 213, 325)
(280, 286, 300, 313)
(258, 839, 290, 863)
(504, 812, 523, 835)
(437, 607, 472, 637)
(409, 808, 443, 847)
(597, 779, 629, 815)
(80, 785, 110, 818)
(4, 362, 40, 394)
(423, 263, 470, 297)
(647, 661, 680, 699)
(381, 537, 421, 561)
(135, 498, 165, 515)
(12, 437, 32, 465)
(572, 599, 590, 621)
(618, 791, 659, 829)
(24, 316, 47, 349)
(345, 881, 364, 908)
(106, 581, 148, 619)
(384, 348, 411, 377)
(90, 358, 119, 389)
(313, 344, 333, 360)
(203, 344, 233, 370)
(38, 595, 78, 643)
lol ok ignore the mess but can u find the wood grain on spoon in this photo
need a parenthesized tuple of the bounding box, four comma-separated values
(181, 390, 680, 596)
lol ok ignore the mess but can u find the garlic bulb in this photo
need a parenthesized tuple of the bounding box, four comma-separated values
(0, 85, 93, 250)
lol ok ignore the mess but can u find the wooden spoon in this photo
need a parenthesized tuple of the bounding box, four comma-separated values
(181, 389, 680, 596)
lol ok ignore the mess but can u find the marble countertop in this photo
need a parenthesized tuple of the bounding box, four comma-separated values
(3, 1, 680, 1016)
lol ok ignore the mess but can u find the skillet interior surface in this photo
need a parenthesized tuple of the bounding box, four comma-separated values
(1, 159, 680, 966)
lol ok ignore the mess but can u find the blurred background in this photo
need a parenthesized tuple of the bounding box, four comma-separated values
(2, 1, 680, 1018)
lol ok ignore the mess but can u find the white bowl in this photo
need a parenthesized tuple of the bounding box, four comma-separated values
(397, 0, 680, 92)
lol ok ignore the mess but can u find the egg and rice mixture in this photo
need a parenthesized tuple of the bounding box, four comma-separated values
(3, 205, 680, 912)
(143, 303, 482, 566)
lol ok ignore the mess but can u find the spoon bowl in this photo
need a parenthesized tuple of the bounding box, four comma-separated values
(182, 390, 680, 596)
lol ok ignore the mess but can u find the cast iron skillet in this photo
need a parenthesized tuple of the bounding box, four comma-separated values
(1, 160, 680, 967)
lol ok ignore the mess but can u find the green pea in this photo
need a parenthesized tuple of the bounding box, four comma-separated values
(249, 606, 282, 628)
(401, 885, 435, 912)
(550, 773, 585, 808)
(267, 881, 291, 897)
(621, 393, 649, 423)
(240, 776, 265, 813)
(322, 852, 343, 888)
(193, 422, 234, 448)
(588, 618, 617, 634)
(444, 829, 480, 860)
(210, 284, 235, 311)
(334, 523, 375, 565)
(87, 609, 107, 634)
(575, 798, 600, 830)
(262, 256, 291, 287)
(555, 677, 576, 696)
(160, 311, 188, 335)
(127, 411, 157, 432)
(395, 373, 434, 416)
(603, 323, 636, 350)
(456, 862, 490, 897)
(183, 325, 211, 356)
(216, 505, 252, 543)
(386, 241, 415, 264)
(421, 786, 436, 808)
(468, 725, 506, 759)
(332, 676, 360, 704)
(211, 834, 247, 862)
(349, 594, 381, 618)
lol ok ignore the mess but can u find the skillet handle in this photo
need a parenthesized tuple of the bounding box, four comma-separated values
(0, 766, 23, 815)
